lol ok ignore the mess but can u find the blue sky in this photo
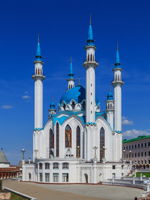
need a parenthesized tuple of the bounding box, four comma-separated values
(0, 0, 150, 164)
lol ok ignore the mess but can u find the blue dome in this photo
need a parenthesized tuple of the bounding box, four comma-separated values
(60, 85, 99, 105)
(107, 91, 113, 100)
(50, 101, 56, 109)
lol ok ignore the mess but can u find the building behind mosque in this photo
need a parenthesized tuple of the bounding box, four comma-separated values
(22, 18, 131, 183)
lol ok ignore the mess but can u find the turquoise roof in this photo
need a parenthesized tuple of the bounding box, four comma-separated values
(60, 85, 99, 105)
(47, 110, 106, 126)
(50, 101, 56, 109)
(114, 49, 121, 68)
(107, 91, 113, 100)
(35, 42, 42, 61)
(87, 24, 94, 46)
(68, 62, 74, 79)
(123, 135, 150, 144)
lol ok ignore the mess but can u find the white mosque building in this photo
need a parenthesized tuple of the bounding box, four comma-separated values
(22, 18, 131, 183)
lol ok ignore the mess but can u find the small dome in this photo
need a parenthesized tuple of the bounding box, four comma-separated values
(107, 91, 113, 100)
(60, 85, 99, 105)
(50, 101, 56, 109)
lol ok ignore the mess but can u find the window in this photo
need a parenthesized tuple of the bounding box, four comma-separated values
(135, 144, 137, 148)
(65, 125, 72, 147)
(141, 143, 143, 147)
(49, 129, 54, 158)
(145, 160, 147, 164)
(148, 142, 150, 146)
(39, 163, 42, 169)
(62, 163, 69, 169)
(135, 153, 137, 157)
(132, 153, 134, 158)
(91, 54, 92, 61)
(76, 126, 80, 158)
(56, 123, 59, 157)
(91, 84, 92, 86)
(62, 173, 69, 182)
(91, 111, 92, 114)
(45, 163, 50, 169)
(45, 173, 49, 182)
(141, 160, 143, 164)
(53, 163, 59, 169)
(141, 152, 143, 157)
(126, 146, 128, 150)
(149, 160, 150, 164)
(145, 143, 147, 147)
(129, 146, 131, 149)
(132, 145, 133, 149)
(112, 165, 115, 169)
(145, 152, 147, 156)
(53, 173, 59, 182)
(82, 101, 85, 110)
(100, 127, 105, 161)
(138, 144, 140, 148)
(138, 160, 140, 164)
(149, 151, 150, 156)
(40, 173, 42, 182)
(124, 147, 125, 150)
(126, 154, 128, 158)
(91, 102, 92, 105)
(138, 153, 140, 157)
(63, 104, 66, 110)
(91, 93, 92, 95)
(72, 102, 75, 109)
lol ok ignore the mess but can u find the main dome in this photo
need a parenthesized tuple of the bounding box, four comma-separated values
(60, 85, 99, 105)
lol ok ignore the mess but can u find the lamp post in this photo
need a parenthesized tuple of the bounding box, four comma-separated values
(103, 147, 106, 159)
(21, 149, 25, 160)
(76, 146, 80, 158)
(93, 146, 98, 159)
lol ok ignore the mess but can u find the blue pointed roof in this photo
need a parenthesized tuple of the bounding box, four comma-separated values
(68, 58, 74, 79)
(114, 44, 121, 68)
(86, 16, 94, 46)
(50, 97, 56, 109)
(35, 37, 42, 61)
(107, 91, 113, 100)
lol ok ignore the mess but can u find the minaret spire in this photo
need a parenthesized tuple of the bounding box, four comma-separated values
(35, 33, 42, 61)
(115, 42, 121, 67)
(87, 14, 94, 46)
(67, 55, 75, 90)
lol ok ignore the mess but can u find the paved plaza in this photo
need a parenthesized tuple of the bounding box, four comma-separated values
(3, 179, 143, 200)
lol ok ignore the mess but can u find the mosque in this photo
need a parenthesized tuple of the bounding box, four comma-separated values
(22, 18, 131, 183)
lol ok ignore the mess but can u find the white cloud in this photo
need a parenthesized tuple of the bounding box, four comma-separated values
(24, 91, 28, 94)
(2, 105, 13, 109)
(122, 116, 133, 125)
(22, 95, 31, 99)
(123, 129, 150, 138)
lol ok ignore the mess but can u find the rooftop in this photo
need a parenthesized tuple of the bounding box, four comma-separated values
(122, 135, 150, 144)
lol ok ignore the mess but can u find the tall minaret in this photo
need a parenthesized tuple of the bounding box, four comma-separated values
(111, 43, 124, 132)
(67, 55, 75, 90)
(32, 34, 45, 129)
(83, 15, 98, 123)
(105, 86, 114, 130)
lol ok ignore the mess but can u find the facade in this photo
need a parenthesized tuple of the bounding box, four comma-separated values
(22, 18, 131, 183)
(123, 135, 150, 169)
(0, 149, 21, 179)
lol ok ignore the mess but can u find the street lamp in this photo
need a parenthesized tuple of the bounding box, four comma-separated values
(21, 149, 25, 160)
(76, 146, 80, 158)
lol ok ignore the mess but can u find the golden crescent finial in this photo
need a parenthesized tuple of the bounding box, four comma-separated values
(38, 33, 40, 43)
(78, 75, 80, 85)
(90, 13, 92, 25)
(117, 41, 119, 51)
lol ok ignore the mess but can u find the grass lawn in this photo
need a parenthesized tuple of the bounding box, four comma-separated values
(136, 172, 150, 178)
(11, 192, 28, 200)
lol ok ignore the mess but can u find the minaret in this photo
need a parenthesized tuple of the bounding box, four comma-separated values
(105, 86, 115, 130)
(111, 43, 124, 132)
(32, 34, 45, 129)
(67, 55, 75, 90)
(83, 15, 98, 123)
(48, 97, 56, 118)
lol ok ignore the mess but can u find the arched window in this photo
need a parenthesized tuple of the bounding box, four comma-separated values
(65, 125, 72, 147)
(100, 127, 105, 161)
(82, 101, 85, 110)
(76, 126, 80, 158)
(63, 104, 66, 110)
(38, 69, 39, 75)
(93, 55, 94, 61)
(72, 101, 75, 109)
(88, 54, 89, 61)
(56, 123, 59, 157)
(91, 54, 92, 61)
(49, 129, 54, 158)
(36, 68, 37, 74)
